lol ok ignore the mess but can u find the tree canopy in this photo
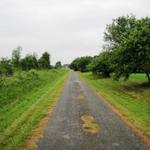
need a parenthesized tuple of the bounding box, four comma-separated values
(38, 52, 51, 69)
(89, 51, 112, 77)
(20, 54, 38, 70)
(70, 56, 93, 72)
(70, 15, 150, 83)
(55, 61, 62, 68)
(104, 15, 136, 48)
(0, 49, 53, 76)
(12, 46, 22, 68)
(0, 58, 13, 76)
(111, 17, 150, 82)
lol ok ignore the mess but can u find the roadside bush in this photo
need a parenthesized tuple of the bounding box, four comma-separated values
(70, 56, 93, 72)
(0, 77, 4, 89)
(0, 58, 13, 76)
(88, 51, 112, 78)
(0, 70, 40, 107)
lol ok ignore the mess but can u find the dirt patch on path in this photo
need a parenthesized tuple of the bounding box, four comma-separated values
(82, 78, 150, 147)
(81, 115, 100, 134)
(77, 92, 85, 101)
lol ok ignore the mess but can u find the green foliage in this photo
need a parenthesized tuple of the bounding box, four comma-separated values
(70, 56, 93, 72)
(0, 69, 68, 150)
(0, 77, 5, 88)
(71, 15, 150, 83)
(55, 61, 62, 68)
(20, 54, 38, 70)
(0, 58, 13, 76)
(38, 52, 51, 69)
(89, 51, 112, 77)
(1, 48, 55, 74)
(12, 46, 22, 68)
(0, 70, 39, 107)
(110, 17, 150, 82)
(69, 58, 80, 71)
(104, 15, 136, 47)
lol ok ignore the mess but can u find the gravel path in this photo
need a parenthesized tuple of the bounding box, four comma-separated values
(38, 70, 148, 150)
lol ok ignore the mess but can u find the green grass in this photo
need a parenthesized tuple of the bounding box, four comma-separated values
(0, 69, 68, 150)
(79, 72, 150, 136)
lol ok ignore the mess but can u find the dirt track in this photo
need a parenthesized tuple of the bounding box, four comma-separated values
(38, 70, 148, 150)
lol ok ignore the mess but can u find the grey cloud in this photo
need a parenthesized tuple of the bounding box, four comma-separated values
(0, 0, 149, 64)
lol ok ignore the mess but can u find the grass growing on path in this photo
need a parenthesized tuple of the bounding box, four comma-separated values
(0, 69, 68, 150)
(79, 72, 150, 137)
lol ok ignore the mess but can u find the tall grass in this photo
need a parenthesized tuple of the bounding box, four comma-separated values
(0, 70, 40, 107)
(0, 69, 68, 150)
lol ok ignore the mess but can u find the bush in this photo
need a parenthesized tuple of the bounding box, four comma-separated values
(70, 56, 93, 72)
(0, 58, 13, 76)
(87, 51, 112, 78)
(0, 70, 40, 107)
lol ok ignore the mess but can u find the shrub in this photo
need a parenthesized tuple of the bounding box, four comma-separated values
(0, 58, 13, 76)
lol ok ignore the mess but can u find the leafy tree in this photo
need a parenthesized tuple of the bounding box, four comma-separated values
(89, 51, 112, 77)
(38, 52, 51, 69)
(0, 58, 13, 76)
(112, 17, 150, 83)
(55, 61, 62, 68)
(70, 56, 92, 72)
(77, 57, 92, 72)
(12, 46, 22, 68)
(69, 58, 80, 71)
(32, 53, 39, 69)
(20, 54, 38, 70)
(104, 15, 136, 48)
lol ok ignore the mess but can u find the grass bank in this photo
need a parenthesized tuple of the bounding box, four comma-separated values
(79, 72, 150, 139)
(0, 69, 68, 150)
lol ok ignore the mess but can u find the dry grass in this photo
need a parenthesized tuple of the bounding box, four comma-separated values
(74, 81, 81, 89)
(22, 106, 54, 150)
(81, 115, 100, 134)
(82, 123, 99, 134)
(77, 92, 85, 101)
(81, 115, 94, 123)
(21, 71, 68, 150)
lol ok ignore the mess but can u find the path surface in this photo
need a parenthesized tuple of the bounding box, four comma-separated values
(38, 71, 148, 150)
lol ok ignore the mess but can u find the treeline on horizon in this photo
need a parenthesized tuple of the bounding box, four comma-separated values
(0, 47, 62, 76)
(70, 15, 150, 83)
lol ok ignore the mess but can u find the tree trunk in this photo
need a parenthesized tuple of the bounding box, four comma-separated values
(146, 73, 150, 84)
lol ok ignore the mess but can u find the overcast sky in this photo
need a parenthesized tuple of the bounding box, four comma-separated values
(0, 0, 149, 64)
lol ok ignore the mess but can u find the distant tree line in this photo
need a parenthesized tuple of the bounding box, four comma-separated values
(70, 15, 150, 83)
(0, 48, 62, 76)
(69, 56, 93, 72)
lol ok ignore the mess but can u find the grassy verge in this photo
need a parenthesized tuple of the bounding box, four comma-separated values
(79, 72, 150, 137)
(0, 69, 68, 150)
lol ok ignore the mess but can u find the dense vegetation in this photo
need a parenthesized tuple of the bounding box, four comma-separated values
(0, 70, 39, 107)
(55, 61, 62, 68)
(69, 56, 93, 72)
(70, 15, 150, 83)
(0, 69, 68, 150)
(0, 47, 52, 76)
(0, 48, 67, 150)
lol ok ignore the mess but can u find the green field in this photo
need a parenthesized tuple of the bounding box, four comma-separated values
(0, 69, 68, 150)
(79, 72, 150, 136)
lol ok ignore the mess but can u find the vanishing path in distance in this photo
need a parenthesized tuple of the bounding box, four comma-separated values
(38, 71, 148, 150)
